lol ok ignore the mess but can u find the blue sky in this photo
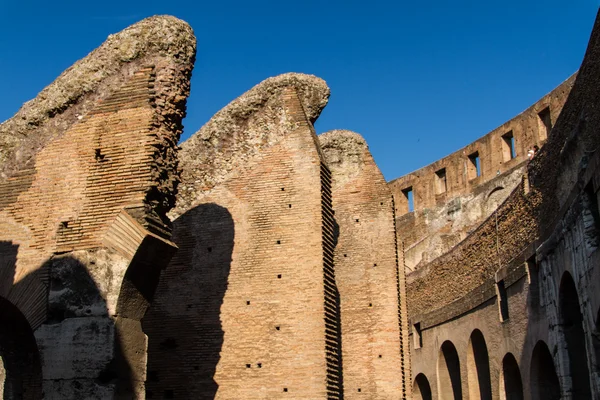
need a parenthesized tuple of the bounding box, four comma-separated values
(0, 1, 598, 180)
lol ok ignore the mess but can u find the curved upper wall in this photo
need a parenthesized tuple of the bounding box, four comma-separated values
(389, 74, 575, 272)
(389, 75, 574, 216)
(0, 16, 196, 180)
(407, 9, 600, 321)
(175, 73, 330, 216)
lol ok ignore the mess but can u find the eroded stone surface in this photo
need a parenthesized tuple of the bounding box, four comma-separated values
(174, 73, 330, 217)
(0, 15, 196, 178)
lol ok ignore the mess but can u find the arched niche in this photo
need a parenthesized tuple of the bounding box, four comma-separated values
(437, 340, 462, 400)
(499, 353, 523, 400)
(530, 340, 560, 400)
(558, 271, 591, 397)
(467, 329, 492, 400)
(413, 373, 432, 400)
(0, 296, 42, 399)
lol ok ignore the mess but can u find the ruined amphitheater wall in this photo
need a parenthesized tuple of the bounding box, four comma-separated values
(408, 10, 600, 399)
(390, 76, 574, 272)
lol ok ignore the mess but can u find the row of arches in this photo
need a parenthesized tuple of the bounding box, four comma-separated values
(413, 336, 553, 400)
(413, 271, 596, 399)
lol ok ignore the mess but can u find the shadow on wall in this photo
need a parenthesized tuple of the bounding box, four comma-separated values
(0, 240, 140, 399)
(143, 203, 234, 399)
(0, 241, 42, 400)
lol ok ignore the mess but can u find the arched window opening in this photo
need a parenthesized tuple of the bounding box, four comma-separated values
(559, 272, 591, 397)
(530, 341, 560, 400)
(499, 353, 523, 400)
(437, 340, 462, 400)
(467, 329, 492, 400)
(413, 373, 432, 400)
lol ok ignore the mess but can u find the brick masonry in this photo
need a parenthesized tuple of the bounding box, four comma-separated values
(319, 130, 409, 399)
(0, 16, 194, 399)
(143, 77, 344, 399)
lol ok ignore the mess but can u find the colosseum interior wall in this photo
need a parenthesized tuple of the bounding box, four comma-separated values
(0, 7, 600, 400)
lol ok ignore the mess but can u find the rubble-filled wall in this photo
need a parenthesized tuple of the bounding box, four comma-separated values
(389, 77, 574, 272)
(142, 73, 345, 399)
(319, 130, 409, 399)
(0, 16, 195, 399)
(407, 9, 600, 400)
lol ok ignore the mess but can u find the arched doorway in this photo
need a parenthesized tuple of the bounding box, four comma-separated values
(558, 272, 592, 397)
(413, 373, 432, 400)
(467, 329, 492, 400)
(0, 296, 42, 399)
(437, 340, 462, 400)
(499, 353, 523, 400)
(530, 340, 560, 400)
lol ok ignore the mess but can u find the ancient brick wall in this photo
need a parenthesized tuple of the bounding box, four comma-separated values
(0, 16, 194, 399)
(390, 77, 574, 272)
(143, 74, 345, 399)
(319, 130, 408, 399)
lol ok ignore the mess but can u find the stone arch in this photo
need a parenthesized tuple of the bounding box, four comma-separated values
(499, 353, 523, 400)
(467, 329, 492, 400)
(530, 340, 560, 400)
(0, 296, 42, 399)
(437, 340, 462, 400)
(558, 271, 591, 397)
(413, 373, 432, 400)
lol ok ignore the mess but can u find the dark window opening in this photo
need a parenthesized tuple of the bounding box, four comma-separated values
(468, 152, 481, 180)
(413, 322, 423, 349)
(526, 256, 540, 308)
(497, 280, 509, 321)
(402, 187, 414, 212)
(435, 168, 447, 194)
(538, 107, 552, 141)
(502, 131, 517, 161)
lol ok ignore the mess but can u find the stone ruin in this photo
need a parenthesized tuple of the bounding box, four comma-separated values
(1, 8, 600, 400)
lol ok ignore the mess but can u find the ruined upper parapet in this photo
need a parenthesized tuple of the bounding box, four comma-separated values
(176, 73, 329, 216)
(0, 15, 196, 178)
(319, 130, 368, 186)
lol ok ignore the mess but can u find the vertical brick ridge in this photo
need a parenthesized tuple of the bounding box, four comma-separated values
(143, 59, 193, 237)
(321, 162, 344, 399)
(392, 195, 411, 399)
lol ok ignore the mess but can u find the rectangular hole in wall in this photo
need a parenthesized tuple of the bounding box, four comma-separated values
(526, 256, 540, 308)
(538, 107, 552, 141)
(585, 182, 600, 230)
(413, 322, 423, 349)
(435, 168, 447, 194)
(496, 280, 509, 321)
(402, 186, 414, 212)
(502, 131, 516, 161)
(468, 151, 481, 180)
